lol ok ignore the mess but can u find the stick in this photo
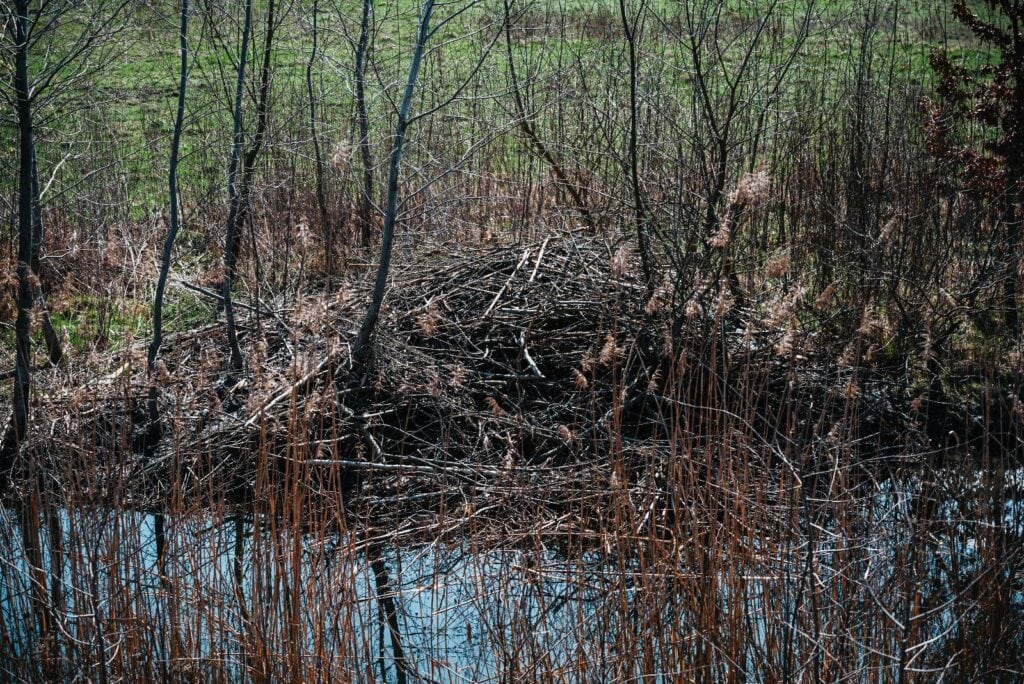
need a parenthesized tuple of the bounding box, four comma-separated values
(529, 236, 550, 282)
(244, 345, 349, 427)
(482, 248, 530, 319)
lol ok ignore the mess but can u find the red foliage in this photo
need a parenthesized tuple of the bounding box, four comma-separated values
(921, 0, 1024, 199)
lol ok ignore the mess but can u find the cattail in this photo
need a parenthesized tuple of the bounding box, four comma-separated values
(417, 303, 440, 337)
(644, 291, 663, 315)
(598, 333, 620, 366)
(572, 368, 589, 390)
(447, 362, 467, 389)
(774, 330, 794, 357)
(486, 396, 506, 417)
(684, 297, 701, 320)
(765, 251, 791, 278)
(580, 351, 595, 373)
(661, 327, 674, 357)
(646, 369, 661, 394)
(25, 268, 41, 290)
(610, 245, 630, 277)
(857, 306, 881, 337)
(153, 359, 172, 386)
(676, 350, 688, 378)
(814, 284, 836, 311)
(729, 167, 771, 208)
(710, 214, 732, 249)
(557, 424, 573, 443)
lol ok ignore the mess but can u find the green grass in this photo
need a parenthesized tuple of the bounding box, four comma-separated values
(7, 0, 976, 220)
(48, 295, 151, 353)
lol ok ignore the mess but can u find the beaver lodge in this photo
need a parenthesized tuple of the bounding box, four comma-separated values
(4, 235, 1017, 529)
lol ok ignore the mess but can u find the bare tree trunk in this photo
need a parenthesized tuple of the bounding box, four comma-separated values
(351, 0, 434, 368)
(355, 0, 376, 247)
(1002, 201, 1021, 338)
(1003, 19, 1023, 338)
(502, 0, 596, 231)
(222, 0, 254, 372)
(11, 0, 34, 447)
(618, 0, 654, 292)
(306, 0, 332, 278)
(229, 0, 277, 265)
(30, 150, 62, 365)
(368, 544, 408, 684)
(149, 0, 190, 414)
(17, 502, 55, 675)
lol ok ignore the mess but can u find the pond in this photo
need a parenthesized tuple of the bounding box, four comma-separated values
(2, 466, 1022, 682)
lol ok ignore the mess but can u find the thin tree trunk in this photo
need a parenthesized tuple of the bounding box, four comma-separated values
(306, 0, 332, 278)
(502, 0, 595, 231)
(228, 0, 277, 267)
(30, 150, 62, 365)
(12, 0, 34, 446)
(149, 0, 190, 414)
(1003, 202, 1021, 338)
(18, 503, 53, 675)
(368, 544, 408, 684)
(351, 0, 434, 368)
(222, 0, 254, 372)
(618, 0, 654, 292)
(44, 500, 65, 669)
(355, 0, 376, 246)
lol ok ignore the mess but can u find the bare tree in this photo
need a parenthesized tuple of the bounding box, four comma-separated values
(664, 0, 812, 307)
(220, 0, 281, 372)
(618, 0, 655, 292)
(354, 0, 376, 247)
(221, 0, 255, 372)
(149, 0, 192, 430)
(351, 0, 500, 366)
(1, 0, 130, 670)
(1, 0, 130, 454)
(306, 0, 332, 277)
(501, 0, 597, 232)
(351, 0, 436, 367)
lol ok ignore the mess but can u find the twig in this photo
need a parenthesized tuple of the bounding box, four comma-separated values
(529, 236, 551, 282)
(482, 248, 530, 319)
(244, 345, 350, 427)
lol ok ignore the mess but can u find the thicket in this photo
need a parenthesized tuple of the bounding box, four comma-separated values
(0, 0, 1022, 681)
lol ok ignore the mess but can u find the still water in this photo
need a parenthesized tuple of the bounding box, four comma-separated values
(1, 468, 1022, 681)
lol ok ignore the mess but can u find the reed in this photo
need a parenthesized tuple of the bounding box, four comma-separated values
(2, 0, 1022, 681)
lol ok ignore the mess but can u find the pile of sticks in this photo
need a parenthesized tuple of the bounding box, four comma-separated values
(12, 233, 939, 529)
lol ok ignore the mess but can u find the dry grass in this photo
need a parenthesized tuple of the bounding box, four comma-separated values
(2, 234, 1022, 682)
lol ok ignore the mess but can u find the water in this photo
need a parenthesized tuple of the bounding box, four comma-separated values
(1, 468, 1022, 681)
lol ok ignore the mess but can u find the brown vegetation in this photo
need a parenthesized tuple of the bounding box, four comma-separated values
(1, 0, 1023, 680)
